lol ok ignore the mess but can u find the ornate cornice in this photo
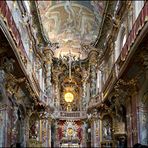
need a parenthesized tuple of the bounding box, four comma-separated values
(43, 46, 54, 64)
(94, 1, 117, 49)
(88, 50, 99, 65)
(93, 1, 109, 47)
(94, 1, 128, 59)
(5, 73, 25, 95)
(30, 1, 48, 45)
(140, 50, 148, 71)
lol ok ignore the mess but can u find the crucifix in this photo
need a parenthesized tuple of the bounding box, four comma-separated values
(68, 50, 73, 81)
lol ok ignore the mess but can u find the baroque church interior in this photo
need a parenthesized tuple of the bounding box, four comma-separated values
(0, 1, 148, 148)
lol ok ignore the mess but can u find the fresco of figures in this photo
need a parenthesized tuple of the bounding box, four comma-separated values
(37, 1, 105, 59)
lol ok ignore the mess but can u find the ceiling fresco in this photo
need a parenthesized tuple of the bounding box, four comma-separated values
(37, 0, 105, 59)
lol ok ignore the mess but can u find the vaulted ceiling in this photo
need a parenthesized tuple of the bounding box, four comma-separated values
(37, 1, 105, 59)
(29, 0, 128, 112)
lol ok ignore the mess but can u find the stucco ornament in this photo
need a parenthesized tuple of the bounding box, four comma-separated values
(63, 121, 78, 138)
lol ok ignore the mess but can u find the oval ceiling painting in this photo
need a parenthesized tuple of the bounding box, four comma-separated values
(37, 1, 105, 59)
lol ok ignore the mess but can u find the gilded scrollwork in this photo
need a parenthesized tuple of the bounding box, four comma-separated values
(114, 78, 137, 101)
(25, 81, 37, 101)
(140, 51, 148, 77)
(1, 57, 15, 73)
(43, 47, 53, 64)
(5, 73, 25, 97)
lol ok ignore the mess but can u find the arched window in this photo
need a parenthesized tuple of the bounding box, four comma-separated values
(97, 70, 102, 93)
(120, 26, 126, 49)
(23, 1, 31, 14)
(96, 70, 100, 94)
(115, 24, 126, 61)
(134, 1, 144, 20)
(127, 3, 134, 33)
(121, 32, 127, 48)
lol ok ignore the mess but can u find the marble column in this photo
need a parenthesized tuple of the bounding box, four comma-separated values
(137, 74, 148, 145)
(54, 121, 59, 147)
(47, 118, 52, 147)
(43, 47, 53, 105)
(90, 118, 94, 147)
(135, 50, 148, 145)
(81, 70, 88, 110)
(41, 117, 52, 147)
(0, 70, 7, 103)
(82, 81, 86, 110)
(54, 79, 60, 109)
(81, 121, 87, 147)
(90, 109, 100, 147)
(142, 51, 148, 79)
(25, 110, 32, 147)
(89, 51, 98, 98)
(113, 117, 126, 147)
(17, 119, 24, 147)
(0, 70, 8, 147)
(39, 118, 49, 147)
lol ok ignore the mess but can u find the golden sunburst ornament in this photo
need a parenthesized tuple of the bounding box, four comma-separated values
(64, 92, 74, 103)
(67, 128, 74, 136)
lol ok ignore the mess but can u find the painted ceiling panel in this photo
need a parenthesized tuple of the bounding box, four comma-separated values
(37, 0, 105, 59)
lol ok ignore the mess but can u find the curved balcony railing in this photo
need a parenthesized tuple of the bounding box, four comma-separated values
(54, 111, 87, 120)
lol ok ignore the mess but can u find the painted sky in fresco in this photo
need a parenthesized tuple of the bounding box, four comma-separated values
(37, 1, 105, 59)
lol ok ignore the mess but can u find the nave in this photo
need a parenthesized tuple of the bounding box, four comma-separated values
(0, 1, 148, 147)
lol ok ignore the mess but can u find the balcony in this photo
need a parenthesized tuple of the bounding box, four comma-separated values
(54, 111, 87, 120)
(98, 2, 148, 102)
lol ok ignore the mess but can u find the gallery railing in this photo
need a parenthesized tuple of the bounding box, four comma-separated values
(54, 111, 87, 119)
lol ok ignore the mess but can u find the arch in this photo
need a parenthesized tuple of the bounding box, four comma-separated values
(133, 1, 144, 20)
(115, 24, 126, 61)
(119, 25, 126, 49)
